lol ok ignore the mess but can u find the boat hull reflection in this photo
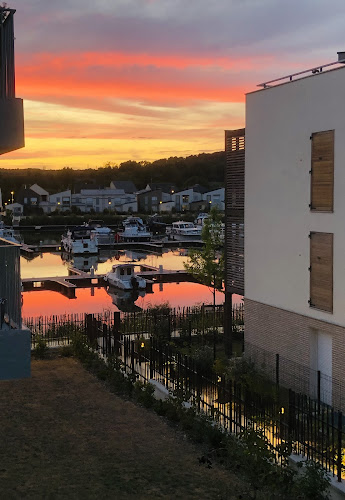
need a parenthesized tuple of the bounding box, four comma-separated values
(106, 286, 146, 312)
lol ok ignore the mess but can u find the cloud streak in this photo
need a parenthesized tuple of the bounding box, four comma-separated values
(5, 0, 345, 169)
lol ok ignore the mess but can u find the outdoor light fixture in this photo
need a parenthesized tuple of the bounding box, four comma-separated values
(281, 407, 285, 414)
(141, 342, 145, 348)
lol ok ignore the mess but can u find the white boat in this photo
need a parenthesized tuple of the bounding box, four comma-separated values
(194, 212, 209, 227)
(85, 220, 114, 245)
(194, 213, 225, 242)
(168, 221, 202, 238)
(0, 221, 21, 244)
(118, 217, 152, 242)
(61, 227, 98, 254)
(104, 263, 147, 290)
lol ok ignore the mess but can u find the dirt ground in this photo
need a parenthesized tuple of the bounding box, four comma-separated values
(0, 357, 244, 499)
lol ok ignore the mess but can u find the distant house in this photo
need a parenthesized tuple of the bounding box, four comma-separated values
(110, 180, 137, 194)
(17, 184, 49, 209)
(145, 182, 176, 194)
(5, 203, 24, 224)
(137, 186, 174, 213)
(172, 185, 208, 212)
(42, 190, 72, 213)
(72, 188, 137, 213)
(203, 188, 225, 210)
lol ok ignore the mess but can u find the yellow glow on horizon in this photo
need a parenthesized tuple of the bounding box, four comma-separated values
(0, 99, 245, 169)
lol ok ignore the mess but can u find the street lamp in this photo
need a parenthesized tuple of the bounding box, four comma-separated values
(10, 191, 14, 203)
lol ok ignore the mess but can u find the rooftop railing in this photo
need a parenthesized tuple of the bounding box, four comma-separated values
(257, 57, 345, 89)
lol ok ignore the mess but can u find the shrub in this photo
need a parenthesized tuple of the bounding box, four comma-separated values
(293, 460, 330, 500)
(32, 335, 48, 359)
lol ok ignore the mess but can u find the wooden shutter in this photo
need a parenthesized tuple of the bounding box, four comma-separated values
(309, 232, 333, 313)
(310, 130, 334, 211)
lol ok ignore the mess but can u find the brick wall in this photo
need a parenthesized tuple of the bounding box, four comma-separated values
(245, 298, 345, 411)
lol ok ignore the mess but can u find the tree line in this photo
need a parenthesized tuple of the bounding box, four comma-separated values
(0, 151, 225, 202)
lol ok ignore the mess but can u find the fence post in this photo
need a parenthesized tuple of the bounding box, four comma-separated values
(288, 389, 295, 452)
(150, 338, 154, 380)
(102, 323, 107, 356)
(317, 370, 321, 404)
(131, 340, 135, 373)
(276, 353, 280, 387)
(337, 411, 343, 482)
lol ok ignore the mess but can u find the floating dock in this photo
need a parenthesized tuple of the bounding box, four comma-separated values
(21, 265, 196, 298)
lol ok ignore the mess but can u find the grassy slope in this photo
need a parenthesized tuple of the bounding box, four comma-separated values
(0, 357, 243, 499)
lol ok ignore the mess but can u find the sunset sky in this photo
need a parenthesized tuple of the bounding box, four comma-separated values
(2, 0, 345, 170)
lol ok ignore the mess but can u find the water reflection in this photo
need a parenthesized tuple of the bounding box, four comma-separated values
(20, 247, 195, 278)
(107, 287, 147, 312)
(19, 234, 243, 317)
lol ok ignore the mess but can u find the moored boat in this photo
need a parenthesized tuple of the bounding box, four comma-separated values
(118, 217, 152, 242)
(0, 221, 21, 244)
(167, 221, 202, 238)
(61, 227, 98, 254)
(104, 263, 146, 290)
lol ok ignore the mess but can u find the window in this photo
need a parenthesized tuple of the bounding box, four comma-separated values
(310, 130, 334, 212)
(309, 232, 333, 313)
(182, 195, 189, 203)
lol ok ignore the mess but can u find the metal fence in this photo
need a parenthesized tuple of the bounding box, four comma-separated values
(245, 341, 345, 414)
(94, 327, 344, 482)
(26, 304, 244, 347)
(26, 309, 344, 481)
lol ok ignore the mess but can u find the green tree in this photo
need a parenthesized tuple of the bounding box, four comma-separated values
(184, 207, 224, 355)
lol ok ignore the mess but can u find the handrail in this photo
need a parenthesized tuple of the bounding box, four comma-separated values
(257, 58, 345, 88)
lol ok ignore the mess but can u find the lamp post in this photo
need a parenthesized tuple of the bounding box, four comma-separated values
(10, 191, 14, 203)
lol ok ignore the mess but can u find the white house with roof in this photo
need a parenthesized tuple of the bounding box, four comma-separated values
(41, 190, 72, 213)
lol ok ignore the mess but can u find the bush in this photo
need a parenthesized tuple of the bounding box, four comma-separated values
(192, 345, 214, 375)
(293, 460, 330, 500)
(32, 335, 48, 359)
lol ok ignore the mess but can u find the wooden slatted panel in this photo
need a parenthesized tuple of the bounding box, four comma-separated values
(311, 130, 334, 212)
(310, 232, 333, 313)
(225, 129, 245, 294)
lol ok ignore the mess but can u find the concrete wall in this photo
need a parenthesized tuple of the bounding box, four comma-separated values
(245, 66, 345, 327)
(0, 328, 31, 380)
(0, 240, 21, 327)
(0, 98, 24, 155)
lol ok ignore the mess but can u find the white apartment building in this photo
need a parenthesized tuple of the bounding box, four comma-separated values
(244, 56, 345, 407)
